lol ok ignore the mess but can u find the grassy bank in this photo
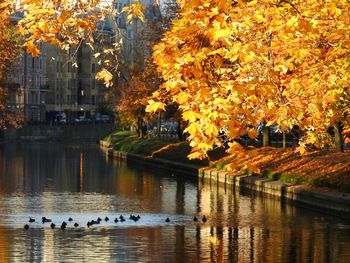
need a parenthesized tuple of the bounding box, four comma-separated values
(103, 131, 208, 167)
(103, 132, 350, 193)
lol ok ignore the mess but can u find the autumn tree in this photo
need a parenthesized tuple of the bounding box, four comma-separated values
(112, 0, 181, 137)
(0, 2, 24, 129)
(147, 0, 350, 161)
(0, 0, 148, 129)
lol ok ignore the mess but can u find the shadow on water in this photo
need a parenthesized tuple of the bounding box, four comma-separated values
(0, 142, 349, 262)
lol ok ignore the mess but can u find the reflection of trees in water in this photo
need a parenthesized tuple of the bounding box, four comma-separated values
(197, 179, 349, 262)
(0, 143, 349, 261)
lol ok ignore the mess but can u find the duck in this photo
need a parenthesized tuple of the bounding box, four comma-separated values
(24, 224, 29, 230)
(97, 217, 102, 222)
(104, 216, 109, 222)
(60, 222, 67, 230)
(130, 215, 137, 222)
(120, 217, 126, 222)
(165, 218, 170, 223)
(74, 223, 79, 227)
(119, 215, 124, 220)
(68, 217, 73, 222)
(50, 223, 56, 229)
(42, 217, 52, 223)
(114, 218, 119, 223)
(193, 216, 198, 222)
(29, 217, 35, 223)
(87, 221, 92, 228)
(202, 215, 207, 223)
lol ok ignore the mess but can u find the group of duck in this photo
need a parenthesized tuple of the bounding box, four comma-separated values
(24, 214, 208, 230)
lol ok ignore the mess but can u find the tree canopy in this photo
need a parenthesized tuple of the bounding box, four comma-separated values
(147, 0, 350, 158)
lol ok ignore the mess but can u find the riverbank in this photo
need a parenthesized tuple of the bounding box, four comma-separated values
(2, 123, 114, 142)
(101, 134, 350, 218)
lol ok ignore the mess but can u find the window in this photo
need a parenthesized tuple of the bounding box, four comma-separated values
(91, 79, 95, 89)
(78, 63, 82, 73)
(92, 63, 95, 73)
(91, 95, 96, 105)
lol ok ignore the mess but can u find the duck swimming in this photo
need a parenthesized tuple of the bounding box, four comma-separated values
(74, 223, 79, 227)
(193, 216, 198, 222)
(50, 223, 56, 229)
(68, 217, 73, 222)
(129, 215, 138, 222)
(24, 224, 29, 230)
(42, 217, 52, 223)
(114, 218, 119, 223)
(29, 217, 35, 223)
(60, 222, 67, 230)
(202, 215, 207, 223)
(104, 216, 109, 222)
(165, 218, 170, 223)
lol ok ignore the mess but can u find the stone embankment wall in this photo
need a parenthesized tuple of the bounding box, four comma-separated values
(101, 139, 350, 218)
(3, 123, 114, 142)
(199, 168, 350, 218)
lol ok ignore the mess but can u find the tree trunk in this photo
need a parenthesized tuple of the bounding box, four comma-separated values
(263, 126, 271, 147)
(177, 120, 183, 141)
(282, 131, 286, 149)
(157, 112, 161, 138)
(137, 116, 142, 138)
(334, 122, 344, 152)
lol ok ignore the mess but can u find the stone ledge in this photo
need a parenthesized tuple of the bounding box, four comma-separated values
(105, 148, 200, 177)
(100, 144, 350, 218)
(201, 167, 350, 217)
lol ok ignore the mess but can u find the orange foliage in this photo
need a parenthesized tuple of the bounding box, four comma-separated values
(148, 0, 350, 159)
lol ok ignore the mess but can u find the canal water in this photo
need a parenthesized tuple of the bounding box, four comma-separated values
(0, 142, 349, 262)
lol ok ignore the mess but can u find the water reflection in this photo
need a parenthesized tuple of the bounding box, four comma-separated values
(0, 142, 349, 262)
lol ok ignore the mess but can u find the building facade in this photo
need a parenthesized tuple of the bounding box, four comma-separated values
(6, 13, 48, 122)
(44, 16, 118, 122)
(6, 1, 160, 123)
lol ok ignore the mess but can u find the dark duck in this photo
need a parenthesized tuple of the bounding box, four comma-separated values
(42, 217, 52, 223)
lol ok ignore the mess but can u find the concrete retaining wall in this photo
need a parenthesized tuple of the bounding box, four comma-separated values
(200, 167, 350, 217)
(101, 141, 350, 218)
(103, 146, 199, 177)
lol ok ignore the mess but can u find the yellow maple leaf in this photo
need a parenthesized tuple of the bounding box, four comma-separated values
(96, 69, 113, 87)
(145, 100, 166, 113)
(188, 151, 203, 160)
(295, 145, 306, 155)
(183, 111, 200, 122)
